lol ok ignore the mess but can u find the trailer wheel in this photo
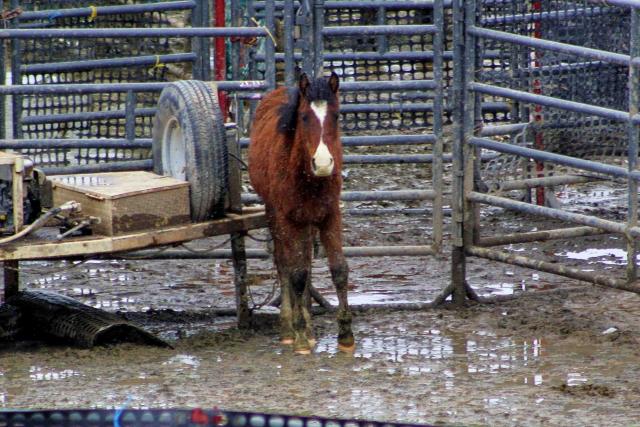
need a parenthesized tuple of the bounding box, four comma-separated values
(152, 80, 229, 221)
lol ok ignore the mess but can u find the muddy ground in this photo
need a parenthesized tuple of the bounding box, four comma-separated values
(1, 164, 640, 426)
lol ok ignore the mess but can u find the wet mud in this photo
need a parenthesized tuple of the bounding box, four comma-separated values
(1, 177, 640, 426)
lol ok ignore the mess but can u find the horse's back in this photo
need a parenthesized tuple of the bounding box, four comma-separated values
(248, 87, 290, 201)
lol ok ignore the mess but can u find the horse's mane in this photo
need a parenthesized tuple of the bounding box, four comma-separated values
(277, 77, 336, 136)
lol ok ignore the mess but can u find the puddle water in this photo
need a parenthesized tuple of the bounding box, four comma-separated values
(557, 248, 628, 265)
(315, 328, 550, 386)
(29, 366, 81, 382)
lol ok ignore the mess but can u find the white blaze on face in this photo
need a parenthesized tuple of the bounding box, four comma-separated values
(310, 100, 334, 177)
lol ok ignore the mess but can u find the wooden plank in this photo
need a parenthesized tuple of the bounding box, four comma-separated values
(0, 212, 267, 261)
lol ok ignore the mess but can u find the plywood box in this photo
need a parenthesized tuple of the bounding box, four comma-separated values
(50, 171, 191, 236)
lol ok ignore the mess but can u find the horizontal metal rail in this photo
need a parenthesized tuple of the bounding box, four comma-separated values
(323, 25, 437, 36)
(513, 60, 619, 78)
(468, 26, 631, 66)
(42, 160, 153, 175)
(253, 1, 451, 10)
(261, 50, 506, 62)
(478, 226, 609, 247)
(239, 134, 435, 148)
(593, 0, 640, 9)
(490, 174, 604, 192)
(0, 139, 152, 149)
(340, 103, 435, 113)
(242, 190, 436, 204)
(19, 1, 196, 20)
(126, 245, 437, 259)
(467, 246, 640, 293)
(469, 136, 640, 180)
(467, 191, 640, 238)
(342, 153, 501, 164)
(22, 53, 197, 74)
(20, 108, 156, 125)
(469, 83, 631, 123)
(480, 6, 622, 26)
(480, 123, 528, 136)
(340, 80, 437, 91)
(0, 27, 268, 39)
(0, 81, 266, 94)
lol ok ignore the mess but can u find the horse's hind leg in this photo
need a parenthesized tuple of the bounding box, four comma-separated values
(320, 213, 355, 353)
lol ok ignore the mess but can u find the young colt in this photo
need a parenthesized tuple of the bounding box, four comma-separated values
(248, 72, 354, 354)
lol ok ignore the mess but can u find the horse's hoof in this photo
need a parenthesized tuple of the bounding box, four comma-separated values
(338, 342, 356, 353)
(294, 347, 312, 355)
(280, 338, 294, 345)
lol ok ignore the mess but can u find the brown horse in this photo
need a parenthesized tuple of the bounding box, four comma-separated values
(248, 72, 354, 354)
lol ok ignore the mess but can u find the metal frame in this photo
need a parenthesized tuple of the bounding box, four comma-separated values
(449, 0, 640, 303)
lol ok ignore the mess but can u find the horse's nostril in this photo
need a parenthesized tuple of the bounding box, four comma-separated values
(312, 158, 316, 169)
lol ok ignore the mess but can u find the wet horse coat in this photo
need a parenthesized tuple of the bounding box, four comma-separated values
(248, 73, 354, 353)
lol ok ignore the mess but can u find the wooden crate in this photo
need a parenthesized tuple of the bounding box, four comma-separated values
(50, 171, 190, 236)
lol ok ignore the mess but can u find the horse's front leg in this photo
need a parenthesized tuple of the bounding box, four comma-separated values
(274, 220, 314, 354)
(320, 212, 355, 353)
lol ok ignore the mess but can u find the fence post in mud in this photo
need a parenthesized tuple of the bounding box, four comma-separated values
(228, 132, 251, 328)
(450, 0, 467, 304)
(627, 10, 640, 283)
(432, 0, 444, 251)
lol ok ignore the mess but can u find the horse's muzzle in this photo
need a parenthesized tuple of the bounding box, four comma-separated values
(312, 157, 334, 177)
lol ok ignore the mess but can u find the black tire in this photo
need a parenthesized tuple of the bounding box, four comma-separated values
(152, 80, 229, 221)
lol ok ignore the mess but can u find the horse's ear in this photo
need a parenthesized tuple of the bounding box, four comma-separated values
(328, 72, 339, 93)
(299, 73, 310, 97)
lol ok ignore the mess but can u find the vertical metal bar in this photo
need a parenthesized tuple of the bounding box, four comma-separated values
(204, 0, 213, 81)
(264, 0, 276, 89)
(0, 39, 5, 141)
(299, 0, 313, 76)
(376, 5, 387, 55)
(193, 0, 203, 80)
(531, 0, 545, 206)
(432, 0, 444, 251)
(627, 8, 640, 283)
(313, 0, 325, 77)
(215, 0, 228, 117)
(10, 0, 22, 140)
(450, 0, 467, 303)
(457, 0, 479, 305)
(125, 90, 136, 143)
(247, 0, 259, 124)
(227, 127, 251, 327)
(230, 0, 244, 133)
(283, 0, 296, 86)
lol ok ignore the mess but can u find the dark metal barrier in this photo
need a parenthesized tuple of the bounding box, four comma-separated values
(0, 409, 436, 427)
(0, 0, 275, 171)
(448, 0, 640, 304)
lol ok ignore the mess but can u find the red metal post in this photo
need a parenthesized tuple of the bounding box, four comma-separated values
(214, 0, 229, 121)
(532, 1, 545, 205)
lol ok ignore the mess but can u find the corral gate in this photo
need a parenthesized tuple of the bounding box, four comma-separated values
(451, 0, 640, 302)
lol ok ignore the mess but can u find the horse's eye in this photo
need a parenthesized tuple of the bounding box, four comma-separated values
(301, 114, 309, 123)
(333, 112, 340, 120)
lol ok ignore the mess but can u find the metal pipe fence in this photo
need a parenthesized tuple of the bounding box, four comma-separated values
(450, 0, 640, 300)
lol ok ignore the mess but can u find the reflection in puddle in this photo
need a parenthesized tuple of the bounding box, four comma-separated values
(566, 372, 589, 386)
(29, 366, 80, 381)
(316, 329, 546, 391)
(162, 354, 201, 368)
(557, 248, 627, 265)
